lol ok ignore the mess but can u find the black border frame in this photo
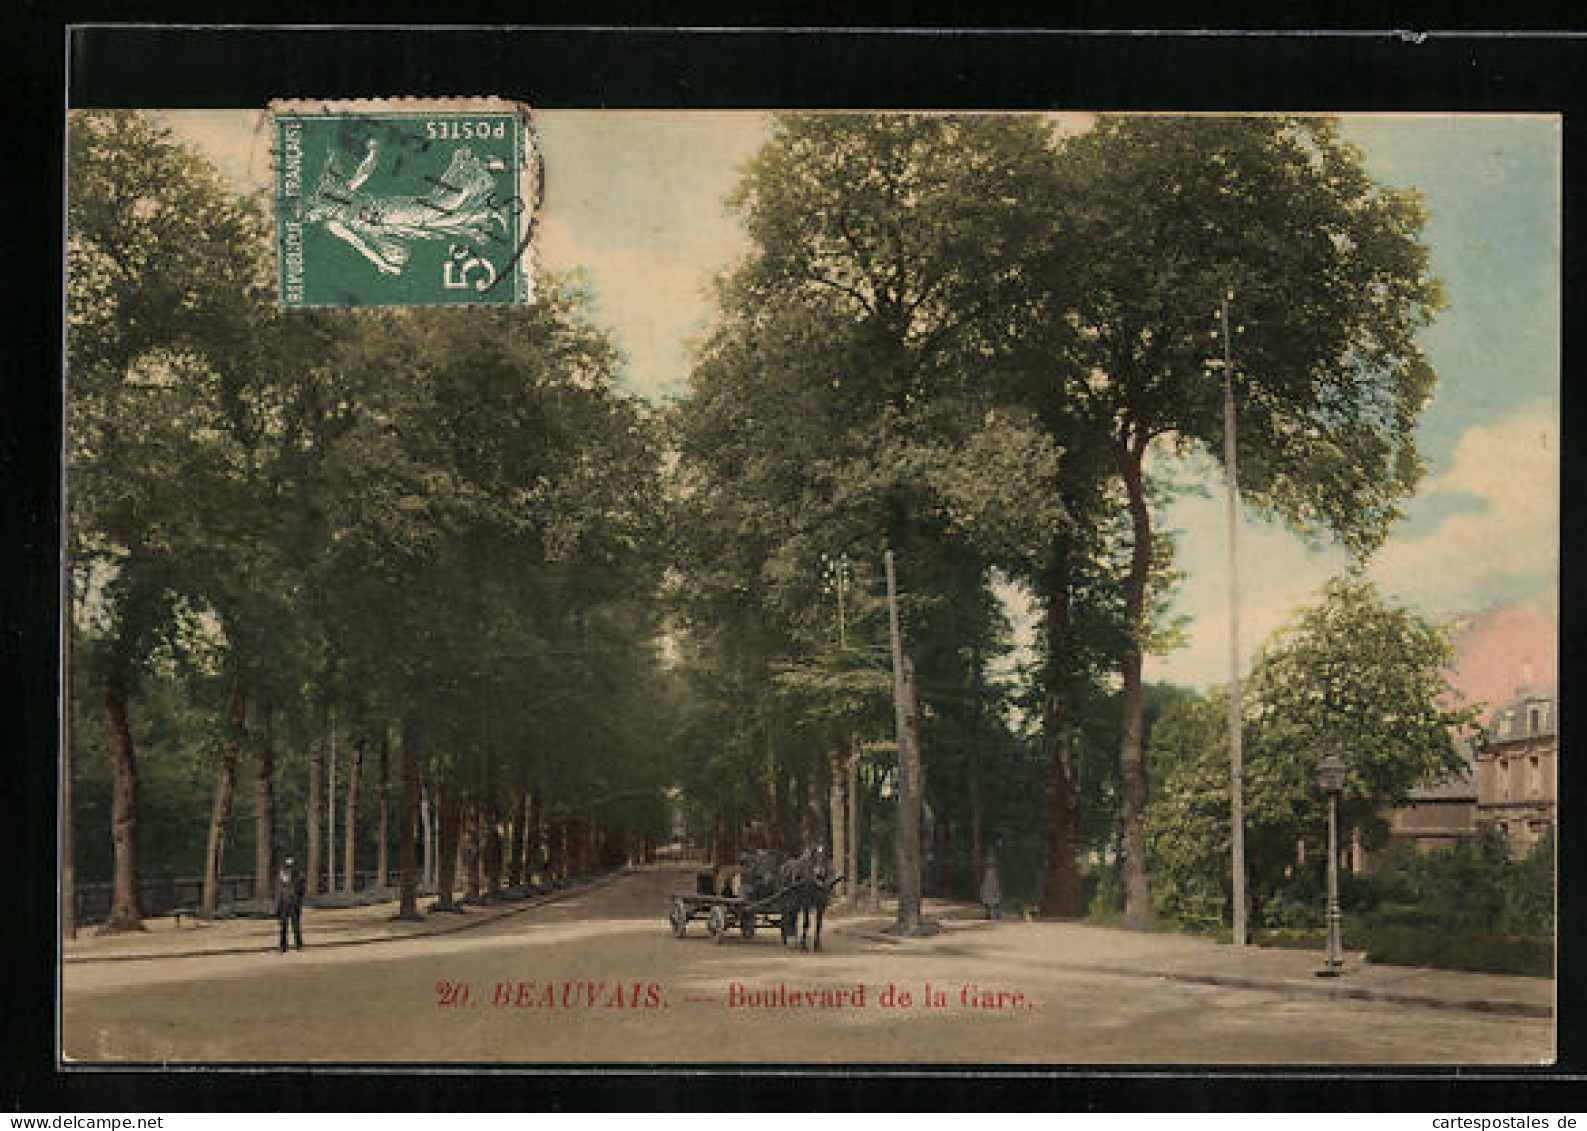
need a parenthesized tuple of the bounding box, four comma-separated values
(7, 18, 1584, 1111)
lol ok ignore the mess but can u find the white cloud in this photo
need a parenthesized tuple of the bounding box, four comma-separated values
(1371, 399, 1557, 612)
(1146, 400, 1558, 689)
(1146, 488, 1345, 689)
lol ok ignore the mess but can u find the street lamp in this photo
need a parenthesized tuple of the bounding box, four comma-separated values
(1315, 752, 1347, 977)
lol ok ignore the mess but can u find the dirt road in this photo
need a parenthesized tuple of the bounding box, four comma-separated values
(61, 867, 1553, 1065)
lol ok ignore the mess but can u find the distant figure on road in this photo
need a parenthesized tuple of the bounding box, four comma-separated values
(276, 856, 306, 952)
(980, 854, 1002, 921)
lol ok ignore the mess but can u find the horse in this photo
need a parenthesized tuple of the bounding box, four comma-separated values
(777, 846, 836, 952)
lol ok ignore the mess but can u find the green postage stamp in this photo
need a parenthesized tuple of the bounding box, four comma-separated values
(271, 98, 539, 307)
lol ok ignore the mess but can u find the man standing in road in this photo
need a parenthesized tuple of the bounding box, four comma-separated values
(980, 849, 1003, 921)
(276, 855, 306, 952)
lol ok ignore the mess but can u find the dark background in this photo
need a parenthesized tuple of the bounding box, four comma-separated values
(6, 14, 1584, 1112)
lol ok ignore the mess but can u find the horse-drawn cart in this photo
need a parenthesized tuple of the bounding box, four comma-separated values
(667, 863, 843, 946)
(667, 868, 792, 943)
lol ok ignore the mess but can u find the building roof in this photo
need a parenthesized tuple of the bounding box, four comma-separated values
(1407, 770, 1476, 802)
(1484, 688, 1557, 745)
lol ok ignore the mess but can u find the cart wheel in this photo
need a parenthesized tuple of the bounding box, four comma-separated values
(741, 912, 756, 940)
(669, 899, 687, 938)
(708, 905, 727, 943)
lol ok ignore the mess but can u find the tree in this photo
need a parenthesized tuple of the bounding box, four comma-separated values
(66, 110, 269, 931)
(68, 109, 677, 925)
(198, 687, 247, 916)
(682, 113, 1058, 932)
(1145, 577, 1476, 925)
(343, 736, 365, 892)
(1041, 116, 1444, 923)
(283, 293, 671, 914)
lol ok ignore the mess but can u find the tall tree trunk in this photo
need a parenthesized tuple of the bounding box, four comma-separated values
(460, 801, 480, 899)
(419, 777, 434, 894)
(519, 807, 531, 878)
(805, 774, 824, 849)
(762, 745, 777, 847)
(846, 743, 860, 906)
(472, 806, 486, 894)
(326, 714, 336, 894)
(1118, 442, 1154, 926)
(102, 667, 144, 932)
(894, 654, 925, 932)
(523, 790, 536, 882)
(934, 811, 950, 898)
(394, 720, 423, 920)
(376, 734, 390, 887)
(200, 687, 246, 917)
(507, 809, 520, 886)
(969, 761, 983, 893)
(508, 791, 528, 888)
(253, 700, 277, 903)
(1039, 534, 1087, 918)
(477, 805, 490, 893)
(829, 750, 846, 903)
(868, 801, 880, 911)
(306, 740, 324, 896)
(343, 738, 364, 893)
(434, 782, 462, 911)
(794, 768, 811, 846)
(427, 773, 441, 891)
(485, 805, 503, 901)
(477, 802, 488, 887)
(500, 807, 515, 888)
(527, 789, 543, 884)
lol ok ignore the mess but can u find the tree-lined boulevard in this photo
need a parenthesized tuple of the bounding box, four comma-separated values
(63, 108, 1553, 1064)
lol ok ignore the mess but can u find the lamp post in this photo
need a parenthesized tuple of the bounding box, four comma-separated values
(1316, 753, 1347, 977)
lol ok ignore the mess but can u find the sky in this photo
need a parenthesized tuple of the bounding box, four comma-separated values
(156, 109, 1559, 704)
(1150, 115, 1558, 695)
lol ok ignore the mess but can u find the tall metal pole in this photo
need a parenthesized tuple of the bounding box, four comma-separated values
(1221, 293, 1248, 948)
(837, 555, 847, 651)
(884, 549, 920, 931)
(885, 551, 908, 754)
(1325, 789, 1342, 973)
(823, 552, 849, 650)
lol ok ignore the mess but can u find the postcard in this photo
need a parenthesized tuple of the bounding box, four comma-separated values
(60, 93, 1558, 1066)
